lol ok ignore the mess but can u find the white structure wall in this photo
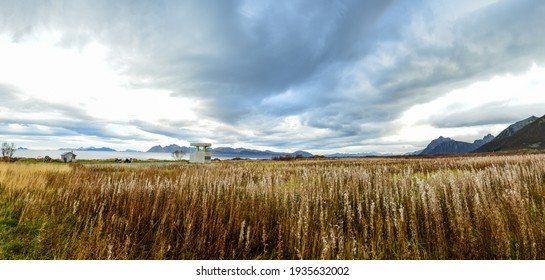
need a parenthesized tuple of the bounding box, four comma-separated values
(189, 143, 212, 163)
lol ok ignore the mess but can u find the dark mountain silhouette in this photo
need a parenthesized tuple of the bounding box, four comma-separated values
(421, 134, 494, 155)
(147, 144, 313, 157)
(147, 144, 190, 153)
(419, 136, 453, 154)
(426, 134, 494, 154)
(475, 115, 545, 152)
(474, 116, 539, 152)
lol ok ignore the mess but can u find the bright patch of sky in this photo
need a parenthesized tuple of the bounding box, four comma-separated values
(1, 0, 545, 154)
(391, 64, 545, 147)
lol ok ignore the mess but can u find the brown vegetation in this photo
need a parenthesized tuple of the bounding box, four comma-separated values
(1, 154, 545, 259)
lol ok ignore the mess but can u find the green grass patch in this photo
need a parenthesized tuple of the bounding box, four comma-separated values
(0, 199, 57, 259)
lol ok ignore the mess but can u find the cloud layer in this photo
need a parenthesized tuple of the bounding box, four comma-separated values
(1, 0, 545, 153)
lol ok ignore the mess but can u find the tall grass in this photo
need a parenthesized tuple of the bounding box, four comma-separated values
(1, 154, 545, 259)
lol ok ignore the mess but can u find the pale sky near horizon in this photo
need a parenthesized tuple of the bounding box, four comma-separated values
(1, 0, 545, 154)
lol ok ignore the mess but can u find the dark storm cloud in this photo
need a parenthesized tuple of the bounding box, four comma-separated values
(305, 0, 545, 142)
(259, 0, 545, 134)
(2, 0, 545, 151)
(103, 0, 397, 123)
(366, 0, 545, 123)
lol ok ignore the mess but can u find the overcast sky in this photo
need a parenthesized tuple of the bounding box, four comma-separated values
(1, 0, 545, 154)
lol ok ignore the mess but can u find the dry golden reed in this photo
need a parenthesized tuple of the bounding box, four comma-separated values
(1, 154, 545, 259)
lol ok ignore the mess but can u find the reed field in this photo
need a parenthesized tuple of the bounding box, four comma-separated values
(1, 154, 545, 259)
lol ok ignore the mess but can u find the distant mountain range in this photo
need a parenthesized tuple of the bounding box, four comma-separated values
(55, 114, 545, 157)
(418, 114, 545, 155)
(147, 144, 313, 157)
(147, 144, 400, 158)
(58, 147, 142, 152)
(419, 134, 495, 155)
(147, 144, 190, 153)
(475, 115, 545, 152)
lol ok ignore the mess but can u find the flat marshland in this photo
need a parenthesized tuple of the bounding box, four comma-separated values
(1, 154, 545, 259)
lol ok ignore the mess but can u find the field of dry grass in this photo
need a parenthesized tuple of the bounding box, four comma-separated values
(1, 154, 545, 259)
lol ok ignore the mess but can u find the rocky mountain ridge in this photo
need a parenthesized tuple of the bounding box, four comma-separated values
(147, 144, 313, 157)
(475, 115, 545, 152)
